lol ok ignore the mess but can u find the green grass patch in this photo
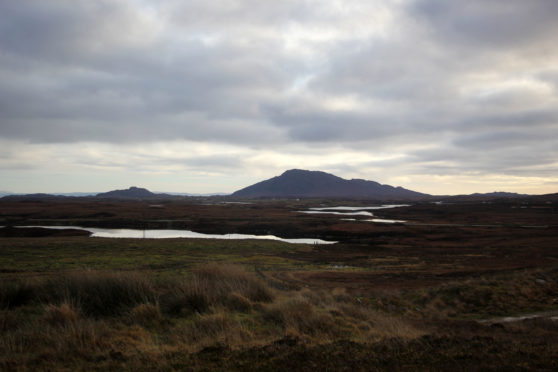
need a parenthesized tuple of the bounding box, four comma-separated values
(0, 237, 305, 277)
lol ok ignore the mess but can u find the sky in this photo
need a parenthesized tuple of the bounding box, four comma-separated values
(1, 0, 558, 195)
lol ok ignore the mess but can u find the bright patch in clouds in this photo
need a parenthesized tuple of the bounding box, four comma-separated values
(1, 0, 558, 194)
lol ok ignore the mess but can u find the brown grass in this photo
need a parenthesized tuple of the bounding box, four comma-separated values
(0, 263, 434, 369)
(193, 263, 275, 303)
(185, 311, 254, 348)
(0, 279, 36, 309)
(226, 292, 253, 312)
(161, 263, 273, 316)
(43, 270, 157, 317)
(129, 303, 162, 326)
(42, 302, 79, 326)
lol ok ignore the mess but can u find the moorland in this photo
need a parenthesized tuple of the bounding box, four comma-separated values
(1, 195, 558, 370)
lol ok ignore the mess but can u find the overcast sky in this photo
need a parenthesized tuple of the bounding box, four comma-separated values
(1, 0, 558, 195)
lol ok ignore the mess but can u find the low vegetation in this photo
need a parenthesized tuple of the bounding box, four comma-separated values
(2, 258, 558, 370)
(1, 195, 557, 370)
(1, 264, 427, 370)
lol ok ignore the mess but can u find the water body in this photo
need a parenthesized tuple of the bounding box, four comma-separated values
(309, 205, 410, 211)
(478, 310, 558, 324)
(364, 218, 407, 224)
(298, 210, 375, 216)
(338, 218, 406, 223)
(300, 204, 410, 219)
(19, 226, 335, 244)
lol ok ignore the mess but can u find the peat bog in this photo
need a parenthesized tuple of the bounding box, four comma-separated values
(1, 197, 558, 370)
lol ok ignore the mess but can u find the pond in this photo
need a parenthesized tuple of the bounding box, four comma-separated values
(308, 204, 410, 211)
(299, 204, 409, 222)
(298, 210, 375, 216)
(18, 226, 336, 244)
(364, 218, 407, 224)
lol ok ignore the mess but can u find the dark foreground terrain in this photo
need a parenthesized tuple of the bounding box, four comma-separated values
(1, 196, 557, 370)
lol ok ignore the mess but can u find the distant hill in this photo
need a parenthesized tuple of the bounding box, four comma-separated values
(95, 186, 159, 199)
(441, 191, 530, 202)
(157, 192, 230, 197)
(232, 169, 429, 200)
(472, 192, 526, 198)
(53, 192, 98, 197)
(524, 192, 558, 203)
(0, 193, 71, 201)
(0, 192, 95, 198)
(0, 187, 222, 201)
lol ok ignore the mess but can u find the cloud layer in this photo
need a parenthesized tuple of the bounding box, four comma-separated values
(1, 0, 557, 193)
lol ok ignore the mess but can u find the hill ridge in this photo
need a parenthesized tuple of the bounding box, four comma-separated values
(232, 169, 429, 200)
(95, 186, 157, 199)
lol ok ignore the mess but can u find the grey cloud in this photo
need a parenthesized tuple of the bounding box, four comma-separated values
(309, 38, 456, 102)
(177, 155, 245, 169)
(453, 130, 553, 149)
(0, 162, 35, 171)
(537, 70, 558, 92)
(455, 110, 558, 132)
(0, 0, 300, 142)
(410, 0, 558, 50)
(0, 0, 557, 188)
(262, 104, 394, 142)
(0, 1, 156, 63)
(410, 133, 558, 177)
(68, 149, 247, 173)
(163, 0, 320, 28)
(261, 97, 449, 147)
(2, 115, 283, 145)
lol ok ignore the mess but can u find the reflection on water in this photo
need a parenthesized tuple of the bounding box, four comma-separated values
(299, 204, 410, 220)
(309, 205, 409, 211)
(364, 218, 406, 224)
(19, 226, 335, 244)
(298, 210, 374, 216)
(298, 204, 410, 224)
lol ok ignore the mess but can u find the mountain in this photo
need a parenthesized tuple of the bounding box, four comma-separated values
(95, 186, 159, 199)
(471, 192, 527, 198)
(441, 191, 530, 202)
(1, 193, 71, 201)
(0, 192, 95, 199)
(0, 187, 223, 201)
(527, 192, 558, 203)
(156, 191, 230, 196)
(232, 169, 429, 200)
(53, 192, 98, 197)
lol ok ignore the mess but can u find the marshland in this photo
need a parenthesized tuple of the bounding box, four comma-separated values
(1, 197, 558, 370)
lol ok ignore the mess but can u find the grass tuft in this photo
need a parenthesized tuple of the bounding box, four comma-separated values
(226, 292, 253, 312)
(193, 263, 274, 303)
(162, 279, 210, 316)
(42, 302, 79, 326)
(263, 296, 340, 337)
(129, 303, 162, 326)
(0, 280, 36, 309)
(43, 271, 157, 317)
(186, 310, 253, 348)
(0, 310, 20, 333)
(162, 263, 273, 316)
